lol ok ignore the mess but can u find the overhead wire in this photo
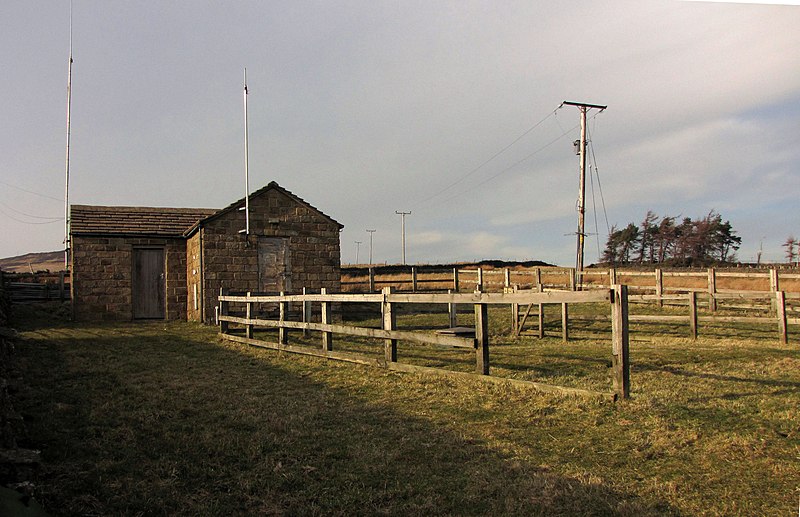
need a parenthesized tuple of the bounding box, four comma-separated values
(0, 205, 62, 225)
(0, 200, 62, 221)
(586, 123, 611, 262)
(435, 121, 580, 206)
(0, 180, 63, 202)
(409, 109, 559, 210)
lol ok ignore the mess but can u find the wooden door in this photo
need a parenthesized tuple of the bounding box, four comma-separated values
(133, 248, 165, 319)
(258, 237, 291, 293)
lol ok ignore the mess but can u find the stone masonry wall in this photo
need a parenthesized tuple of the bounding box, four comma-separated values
(71, 235, 187, 320)
(186, 233, 202, 322)
(196, 188, 341, 323)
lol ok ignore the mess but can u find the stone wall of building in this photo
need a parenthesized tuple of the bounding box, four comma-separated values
(195, 188, 341, 323)
(186, 233, 202, 322)
(71, 236, 187, 320)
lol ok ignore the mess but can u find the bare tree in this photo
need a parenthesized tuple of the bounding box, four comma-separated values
(784, 236, 797, 266)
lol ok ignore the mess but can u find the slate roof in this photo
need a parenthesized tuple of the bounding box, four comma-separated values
(70, 182, 342, 238)
(70, 205, 218, 237)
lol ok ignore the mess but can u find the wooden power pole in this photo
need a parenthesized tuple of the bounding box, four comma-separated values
(395, 211, 411, 265)
(561, 101, 606, 286)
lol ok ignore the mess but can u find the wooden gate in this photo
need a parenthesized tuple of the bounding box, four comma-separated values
(258, 237, 291, 293)
(132, 248, 165, 319)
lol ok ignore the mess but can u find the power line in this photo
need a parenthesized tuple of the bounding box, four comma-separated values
(409, 109, 558, 210)
(0, 180, 63, 202)
(0, 206, 62, 225)
(436, 121, 581, 206)
(0, 200, 61, 220)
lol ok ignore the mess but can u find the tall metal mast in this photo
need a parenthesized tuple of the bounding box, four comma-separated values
(242, 68, 250, 237)
(561, 101, 606, 287)
(64, 1, 74, 269)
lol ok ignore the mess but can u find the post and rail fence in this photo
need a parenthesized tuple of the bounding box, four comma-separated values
(341, 265, 800, 302)
(218, 285, 631, 400)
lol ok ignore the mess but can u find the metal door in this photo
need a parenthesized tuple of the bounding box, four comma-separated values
(132, 248, 165, 319)
(258, 237, 291, 293)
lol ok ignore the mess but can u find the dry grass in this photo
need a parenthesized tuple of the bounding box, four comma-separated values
(8, 303, 800, 516)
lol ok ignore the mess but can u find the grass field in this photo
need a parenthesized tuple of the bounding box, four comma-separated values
(8, 303, 800, 515)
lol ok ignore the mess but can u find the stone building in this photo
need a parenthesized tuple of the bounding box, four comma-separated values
(69, 182, 342, 322)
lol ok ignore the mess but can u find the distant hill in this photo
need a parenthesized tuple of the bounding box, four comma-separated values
(0, 251, 65, 273)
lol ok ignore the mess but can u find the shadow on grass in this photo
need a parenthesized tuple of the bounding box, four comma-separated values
(635, 363, 800, 390)
(12, 321, 678, 516)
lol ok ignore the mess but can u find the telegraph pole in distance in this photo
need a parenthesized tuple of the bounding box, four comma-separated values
(354, 241, 362, 264)
(395, 211, 411, 265)
(366, 229, 376, 265)
(561, 101, 606, 287)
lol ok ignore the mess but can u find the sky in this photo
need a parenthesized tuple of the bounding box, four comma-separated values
(1, 0, 799, 266)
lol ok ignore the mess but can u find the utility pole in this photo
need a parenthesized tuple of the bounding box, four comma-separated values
(355, 241, 362, 264)
(395, 211, 411, 265)
(561, 101, 606, 287)
(366, 229, 376, 265)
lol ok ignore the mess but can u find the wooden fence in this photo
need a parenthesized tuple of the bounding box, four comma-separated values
(1, 271, 70, 303)
(520, 290, 798, 345)
(341, 266, 800, 302)
(218, 286, 631, 400)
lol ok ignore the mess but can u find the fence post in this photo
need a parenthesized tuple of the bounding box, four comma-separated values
(538, 303, 545, 338)
(608, 267, 617, 287)
(708, 267, 717, 312)
(689, 292, 698, 340)
(382, 287, 397, 363)
(245, 291, 253, 339)
(219, 288, 229, 334)
(321, 287, 332, 351)
(279, 292, 288, 345)
(477, 268, 483, 291)
(561, 303, 569, 342)
(411, 267, 418, 292)
(504, 268, 511, 289)
(474, 287, 489, 375)
(776, 291, 788, 345)
(448, 289, 458, 328)
(611, 285, 630, 399)
(770, 268, 780, 311)
(568, 268, 576, 291)
(368, 267, 375, 292)
(509, 285, 519, 335)
(770, 268, 780, 294)
(302, 287, 311, 338)
(655, 268, 663, 307)
(453, 268, 460, 292)
(535, 267, 543, 292)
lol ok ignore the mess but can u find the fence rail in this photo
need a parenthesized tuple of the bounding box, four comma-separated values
(341, 266, 800, 301)
(554, 291, 796, 344)
(218, 286, 630, 400)
(5, 281, 70, 302)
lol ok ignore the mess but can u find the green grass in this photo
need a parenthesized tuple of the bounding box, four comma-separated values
(7, 303, 800, 515)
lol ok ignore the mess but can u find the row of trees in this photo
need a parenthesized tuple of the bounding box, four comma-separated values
(602, 210, 741, 266)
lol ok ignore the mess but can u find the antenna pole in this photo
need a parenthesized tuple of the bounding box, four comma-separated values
(243, 68, 250, 236)
(64, 1, 73, 270)
(561, 101, 606, 288)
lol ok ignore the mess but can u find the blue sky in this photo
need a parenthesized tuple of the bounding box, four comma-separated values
(1, 0, 799, 265)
